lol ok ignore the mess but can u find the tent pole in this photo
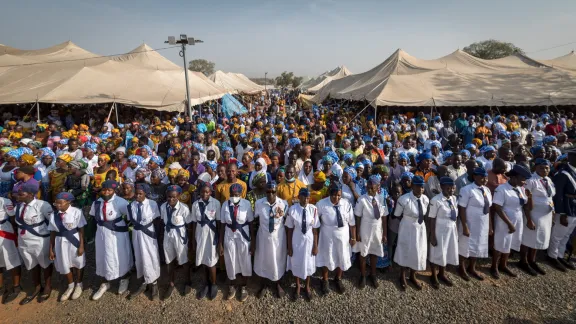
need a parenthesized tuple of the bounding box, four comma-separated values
(351, 98, 377, 121)
(36, 99, 40, 123)
(115, 102, 120, 127)
(106, 102, 115, 124)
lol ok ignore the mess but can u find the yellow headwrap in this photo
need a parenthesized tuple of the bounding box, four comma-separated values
(20, 153, 37, 165)
(58, 154, 73, 164)
(98, 154, 111, 163)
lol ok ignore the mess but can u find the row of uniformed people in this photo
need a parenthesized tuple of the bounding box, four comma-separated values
(0, 157, 570, 303)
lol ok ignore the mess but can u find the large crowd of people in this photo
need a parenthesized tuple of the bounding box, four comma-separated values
(0, 95, 575, 305)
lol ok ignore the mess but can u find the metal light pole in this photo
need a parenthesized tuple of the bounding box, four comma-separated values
(166, 34, 204, 118)
(264, 72, 268, 99)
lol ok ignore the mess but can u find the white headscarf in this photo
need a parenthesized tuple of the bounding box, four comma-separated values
(249, 157, 268, 188)
(298, 159, 314, 186)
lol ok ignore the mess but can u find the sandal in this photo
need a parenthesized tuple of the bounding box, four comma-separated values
(20, 287, 42, 305)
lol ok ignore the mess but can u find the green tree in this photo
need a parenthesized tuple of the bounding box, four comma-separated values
(188, 59, 215, 76)
(291, 76, 304, 88)
(463, 40, 524, 60)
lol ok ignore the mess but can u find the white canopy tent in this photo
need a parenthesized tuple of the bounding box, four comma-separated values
(208, 70, 264, 94)
(299, 65, 352, 93)
(311, 49, 576, 107)
(0, 41, 228, 111)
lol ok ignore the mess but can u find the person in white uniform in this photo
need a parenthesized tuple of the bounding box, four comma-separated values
(286, 188, 319, 301)
(316, 183, 356, 296)
(428, 177, 459, 288)
(254, 181, 288, 299)
(190, 183, 221, 300)
(548, 149, 576, 271)
(14, 183, 54, 304)
(491, 164, 532, 279)
(0, 195, 22, 304)
(520, 158, 555, 275)
(458, 167, 492, 281)
(353, 174, 388, 289)
(218, 183, 254, 302)
(48, 192, 85, 302)
(393, 175, 428, 290)
(126, 184, 161, 301)
(161, 185, 193, 300)
(89, 180, 133, 301)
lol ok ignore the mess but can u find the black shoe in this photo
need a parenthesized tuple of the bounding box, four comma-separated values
(38, 288, 52, 303)
(430, 277, 440, 289)
(225, 286, 236, 301)
(2, 286, 21, 304)
(256, 284, 266, 299)
(305, 289, 313, 301)
(518, 262, 538, 276)
(209, 284, 218, 300)
(276, 284, 286, 299)
(358, 276, 366, 289)
(197, 285, 209, 300)
(499, 266, 517, 278)
(20, 287, 42, 305)
(548, 256, 567, 272)
(239, 287, 248, 302)
(334, 278, 345, 294)
(490, 267, 500, 280)
(559, 258, 576, 270)
(151, 284, 159, 301)
(163, 285, 175, 300)
(128, 284, 146, 300)
(530, 262, 546, 275)
(321, 280, 330, 296)
(439, 275, 453, 287)
(368, 274, 379, 289)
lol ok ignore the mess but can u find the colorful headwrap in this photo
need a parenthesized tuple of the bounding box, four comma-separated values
(460, 150, 471, 159)
(20, 153, 37, 165)
(204, 160, 218, 171)
(322, 155, 334, 164)
(58, 154, 73, 164)
(530, 145, 544, 155)
(401, 171, 414, 180)
(151, 168, 167, 179)
(84, 142, 98, 152)
(128, 155, 144, 166)
(344, 166, 357, 179)
(368, 174, 382, 185)
(5, 149, 21, 160)
(177, 169, 190, 179)
(99, 154, 111, 163)
(314, 171, 326, 183)
(543, 136, 556, 145)
(354, 162, 364, 169)
(326, 151, 339, 163)
(150, 155, 164, 166)
(140, 145, 153, 155)
(20, 147, 32, 155)
(398, 152, 409, 161)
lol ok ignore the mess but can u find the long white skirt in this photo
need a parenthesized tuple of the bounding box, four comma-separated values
(254, 227, 287, 281)
(132, 230, 160, 284)
(494, 208, 523, 254)
(0, 235, 20, 270)
(316, 225, 351, 271)
(458, 207, 489, 258)
(223, 227, 252, 280)
(522, 202, 553, 250)
(287, 229, 316, 280)
(164, 228, 188, 265)
(95, 226, 133, 281)
(428, 218, 459, 267)
(54, 236, 85, 274)
(394, 217, 427, 271)
(195, 224, 219, 267)
(352, 218, 384, 257)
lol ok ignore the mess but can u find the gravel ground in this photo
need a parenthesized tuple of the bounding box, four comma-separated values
(2, 243, 576, 324)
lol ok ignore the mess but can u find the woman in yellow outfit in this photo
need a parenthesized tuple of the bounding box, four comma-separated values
(48, 153, 71, 202)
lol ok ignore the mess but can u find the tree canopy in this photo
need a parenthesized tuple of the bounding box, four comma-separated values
(188, 59, 215, 76)
(275, 71, 304, 88)
(463, 40, 524, 60)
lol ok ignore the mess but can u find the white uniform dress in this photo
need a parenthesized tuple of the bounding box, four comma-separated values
(254, 197, 288, 281)
(221, 199, 254, 280)
(353, 194, 388, 257)
(161, 201, 192, 265)
(0, 198, 19, 270)
(523, 174, 555, 249)
(493, 182, 526, 253)
(428, 194, 459, 266)
(458, 183, 492, 258)
(316, 197, 355, 271)
(15, 199, 53, 270)
(89, 195, 133, 281)
(48, 206, 86, 274)
(127, 199, 161, 284)
(190, 197, 221, 267)
(393, 192, 429, 270)
(286, 203, 320, 280)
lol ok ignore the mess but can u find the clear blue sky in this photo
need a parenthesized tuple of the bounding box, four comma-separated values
(1, 0, 575, 78)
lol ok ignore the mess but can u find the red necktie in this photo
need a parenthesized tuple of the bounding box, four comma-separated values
(232, 205, 239, 232)
(102, 201, 108, 221)
(20, 204, 28, 235)
(59, 212, 65, 220)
